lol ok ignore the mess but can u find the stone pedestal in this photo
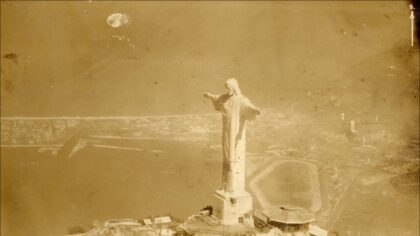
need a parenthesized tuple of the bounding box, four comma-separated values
(213, 189, 253, 225)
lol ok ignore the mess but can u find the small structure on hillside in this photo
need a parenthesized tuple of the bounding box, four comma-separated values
(253, 206, 327, 236)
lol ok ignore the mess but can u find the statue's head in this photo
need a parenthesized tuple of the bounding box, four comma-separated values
(225, 78, 241, 96)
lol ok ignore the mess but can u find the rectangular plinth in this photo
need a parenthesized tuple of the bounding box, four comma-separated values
(213, 190, 253, 225)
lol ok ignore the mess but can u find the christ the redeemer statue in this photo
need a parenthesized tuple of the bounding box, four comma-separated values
(204, 78, 260, 225)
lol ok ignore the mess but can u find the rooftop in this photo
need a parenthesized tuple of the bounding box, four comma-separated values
(257, 206, 315, 225)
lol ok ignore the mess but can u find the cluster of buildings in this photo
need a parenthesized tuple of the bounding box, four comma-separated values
(67, 216, 181, 236)
(67, 205, 327, 236)
(181, 205, 327, 236)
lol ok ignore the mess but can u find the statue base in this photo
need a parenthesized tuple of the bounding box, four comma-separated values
(212, 189, 253, 225)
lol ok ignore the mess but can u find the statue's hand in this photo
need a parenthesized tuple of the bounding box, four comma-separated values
(203, 92, 212, 99)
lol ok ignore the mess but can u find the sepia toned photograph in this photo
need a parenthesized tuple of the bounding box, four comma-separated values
(1, 1, 419, 236)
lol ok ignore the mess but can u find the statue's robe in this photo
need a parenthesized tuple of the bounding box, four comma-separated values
(210, 93, 260, 193)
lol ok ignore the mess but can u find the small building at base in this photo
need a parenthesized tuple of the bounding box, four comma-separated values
(253, 206, 327, 236)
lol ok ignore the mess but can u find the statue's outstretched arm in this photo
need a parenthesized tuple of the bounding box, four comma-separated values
(203, 92, 218, 101)
(204, 92, 224, 111)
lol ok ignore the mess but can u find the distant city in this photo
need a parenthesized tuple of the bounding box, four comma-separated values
(0, 114, 222, 146)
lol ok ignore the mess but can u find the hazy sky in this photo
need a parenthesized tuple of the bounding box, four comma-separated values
(1, 1, 417, 116)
